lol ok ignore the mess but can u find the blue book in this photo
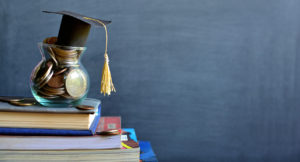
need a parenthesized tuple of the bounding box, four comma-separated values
(140, 141, 158, 162)
(122, 128, 157, 161)
(0, 98, 101, 136)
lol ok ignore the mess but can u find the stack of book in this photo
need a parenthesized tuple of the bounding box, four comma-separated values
(0, 98, 141, 161)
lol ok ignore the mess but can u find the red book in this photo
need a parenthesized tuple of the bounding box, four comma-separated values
(96, 116, 121, 132)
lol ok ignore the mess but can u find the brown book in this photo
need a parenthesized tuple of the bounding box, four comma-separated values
(0, 98, 100, 130)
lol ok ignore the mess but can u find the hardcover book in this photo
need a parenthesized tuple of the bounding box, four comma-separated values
(97, 116, 121, 132)
(0, 128, 140, 161)
(0, 98, 101, 135)
(140, 141, 158, 162)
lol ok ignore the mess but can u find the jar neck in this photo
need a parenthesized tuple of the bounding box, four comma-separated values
(38, 42, 86, 66)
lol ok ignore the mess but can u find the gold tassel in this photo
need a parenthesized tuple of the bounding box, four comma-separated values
(83, 17, 116, 96)
(101, 53, 116, 95)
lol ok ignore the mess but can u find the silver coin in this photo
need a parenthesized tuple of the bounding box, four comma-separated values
(65, 69, 87, 98)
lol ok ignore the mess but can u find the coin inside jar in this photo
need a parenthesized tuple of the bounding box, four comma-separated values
(43, 37, 57, 44)
(31, 62, 42, 81)
(38, 71, 54, 88)
(33, 63, 47, 83)
(54, 68, 67, 76)
(35, 61, 54, 88)
(55, 55, 78, 65)
(36, 91, 58, 99)
(65, 69, 87, 98)
(47, 74, 64, 88)
(47, 47, 58, 66)
(41, 86, 65, 95)
(52, 47, 77, 58)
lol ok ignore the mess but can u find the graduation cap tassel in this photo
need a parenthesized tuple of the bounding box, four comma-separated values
(83, 17, 116, 96)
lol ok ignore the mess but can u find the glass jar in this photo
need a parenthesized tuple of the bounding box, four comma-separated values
(30, 42, 90, 107)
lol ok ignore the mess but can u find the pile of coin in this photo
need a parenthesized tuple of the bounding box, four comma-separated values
(0, 96, 36, 106)
(0, 96, 93, 109)
(32, 42, 88, 100)
(96, 129, 120, 135)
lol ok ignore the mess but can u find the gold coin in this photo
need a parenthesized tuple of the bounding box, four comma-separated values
(54, 68, 68, 76)
(65, 69, 87, 98)
(7, 98, 22, 102)
(9, 100, 36, 106)
(38, 71, 54, 88)
(97, 129, 120, 135)
(0, 96, 22, 102)
(37, 89, 56, 97)
(43, 86, 65, 93)
(36, 61, 53, 87)
(0, 97, 36, 103)
(52, 47, 77, 58)
(43, 37, 57, 44)
(76, 105, 94, 110)
(47, 47, 58, 66)
(36, 91, 58, 98)
(55, 55, 78, 65)
(40, 86, 65, 95)
(31, 62, 42, 81)
(47, 74, 64, 88)
(42, 95, 59, 99)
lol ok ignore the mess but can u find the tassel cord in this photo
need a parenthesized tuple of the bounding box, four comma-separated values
(83, 17, 115, 95)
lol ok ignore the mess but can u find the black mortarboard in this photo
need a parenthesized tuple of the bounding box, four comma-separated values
(43, 11, 111, 47)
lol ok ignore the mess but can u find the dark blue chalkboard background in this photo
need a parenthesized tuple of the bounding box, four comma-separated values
(1, 0, 300, 161)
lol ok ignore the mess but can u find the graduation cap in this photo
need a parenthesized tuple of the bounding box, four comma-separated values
(43, 11, 116, 96)
(43, 11, 111, 47)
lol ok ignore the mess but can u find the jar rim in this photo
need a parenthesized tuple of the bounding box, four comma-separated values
(38, 42, 87, 50)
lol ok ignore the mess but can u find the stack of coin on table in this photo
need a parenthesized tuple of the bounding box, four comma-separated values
(0, 96, 37, 106)
(0, 96, 94, 110)
(31, 37, 88, 101)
